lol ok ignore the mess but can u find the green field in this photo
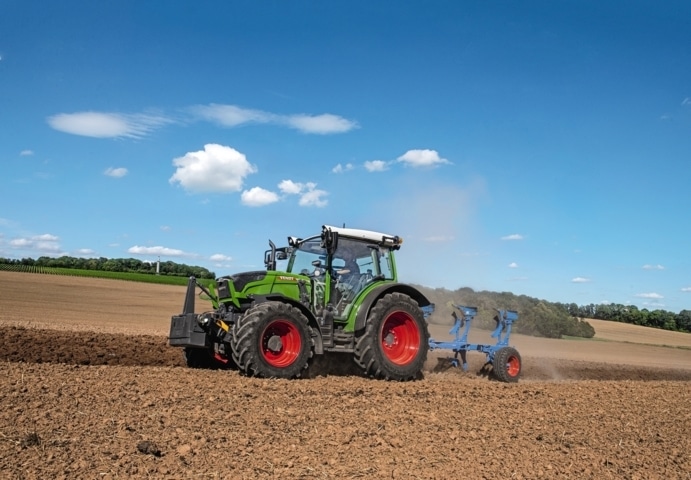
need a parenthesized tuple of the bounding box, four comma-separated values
(0, 263, 211, 286)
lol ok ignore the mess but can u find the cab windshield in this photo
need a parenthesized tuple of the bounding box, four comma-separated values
(287, 237, 325, 275)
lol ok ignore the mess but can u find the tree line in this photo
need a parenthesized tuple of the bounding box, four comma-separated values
(0, 256, 216, 280)
(556, 302, 691, 333)
(417, 286, 691, 337)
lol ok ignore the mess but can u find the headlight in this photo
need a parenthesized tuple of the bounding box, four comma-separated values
(198, 314, 212, 327)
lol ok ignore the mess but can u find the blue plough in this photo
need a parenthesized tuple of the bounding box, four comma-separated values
(426, 304, 523, 382)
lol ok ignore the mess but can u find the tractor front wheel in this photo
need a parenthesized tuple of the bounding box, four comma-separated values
(231, 302, 313, 379)
(492, 346, 522, 383)
(354, 293, 429, 381)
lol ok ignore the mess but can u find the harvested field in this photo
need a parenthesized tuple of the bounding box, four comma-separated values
(1, 271, 690, 479)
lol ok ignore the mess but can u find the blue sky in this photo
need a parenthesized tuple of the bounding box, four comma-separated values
(2, 1, 690, 313)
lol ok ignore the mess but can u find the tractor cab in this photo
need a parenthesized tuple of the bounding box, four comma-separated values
(265, 225, 400, 320)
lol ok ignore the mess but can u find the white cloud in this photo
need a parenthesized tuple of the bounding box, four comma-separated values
(681, 287, 691, 292)
(508, 262, 518, 268)
(190, 104, 358, 134)
(285, 113, 358, 134)
(635, 292, 664, 299)
(364, 160, 389, 172)
(332, 163, 354, 174)
(160, 225, 171, 232)
(169, 144, 257, 193)
(396, 149, 450, 168)
(128, 245, 187, 256)
(298, 186, 328, 207)
(210, 254, 232, 262)
(20, 150, 34, 156)
(47, 111, 171, 139)
(9, 234, 61, 253)
(501, 234, 524, 241)
(9, 238, 31, 247)
(241, 187, 280, 207)
(276, 180, 328, 207)
(104, 167, 128, 178)
(642, 264, 665, 270)
(75, 248, 96, 256)
(190, 104, 272, 127)
(571, 277, 591, 283)
(682, 97, 691, 106)
(278, 179, 304, 195)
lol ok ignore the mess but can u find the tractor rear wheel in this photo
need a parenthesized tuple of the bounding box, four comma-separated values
(354, 292, 429, 381)
(231, 302, 313, 379)
(492, 346, 522, 383)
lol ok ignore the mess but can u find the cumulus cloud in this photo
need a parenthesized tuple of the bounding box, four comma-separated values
(190, 104, 358, 135)
(508, 262, 518, 268)
(8, 233, 61, 253)
(47, 111, 171, 139)
(642, 264, 665, 270)
(278, 180, 328, 207)
(238, 179, 328, 208)
(501, 234, 524, 241)
(332, 163, 354, 174)
(298, 189, 328, 207)
(75, 248, 96, 256)
(364, 160, 389, 172)
(241, 187, 280, 207)
(20, 150, 34, 156)
(104, 167, 128, 178)
(397, 149, 450, 167)
(681, 287, 691, 292)
(169, 144, 257, 193)
(635, 292, 663, 299)
(128, 245, 187, 256)
(571, 277, 591, 283)
(210, 254, 232, 262)
(278, 180, 304, 195)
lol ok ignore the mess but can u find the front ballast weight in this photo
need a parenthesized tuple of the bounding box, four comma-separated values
(428, 304, 522, 383)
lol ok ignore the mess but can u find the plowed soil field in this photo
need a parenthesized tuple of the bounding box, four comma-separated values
(1, 271, 690, 479)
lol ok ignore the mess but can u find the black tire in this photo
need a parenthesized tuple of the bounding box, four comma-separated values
(230, 302, 313, 379)
(492, 346, 522, 383)
(354, 292, 429, 381)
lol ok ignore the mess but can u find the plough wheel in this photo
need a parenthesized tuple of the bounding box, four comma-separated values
(492, 346, 522, 383)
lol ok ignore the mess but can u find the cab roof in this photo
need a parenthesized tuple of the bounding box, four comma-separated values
(322, 225, 403, 248)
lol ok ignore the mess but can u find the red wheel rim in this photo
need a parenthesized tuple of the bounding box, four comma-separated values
(260, 319, 302, 367)
(506, 354, 520, 377)
(380, 311, 421, 365)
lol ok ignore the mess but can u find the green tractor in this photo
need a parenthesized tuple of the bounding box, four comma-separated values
(169, 225, 433, 380)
